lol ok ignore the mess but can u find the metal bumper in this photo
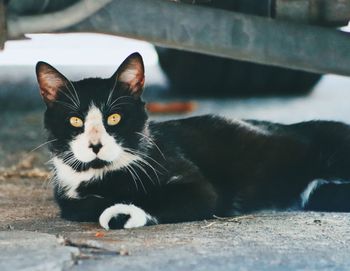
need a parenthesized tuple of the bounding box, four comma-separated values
(1, 0, 350, 76)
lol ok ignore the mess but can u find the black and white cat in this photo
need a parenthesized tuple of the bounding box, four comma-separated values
(36, 53, 350, 230)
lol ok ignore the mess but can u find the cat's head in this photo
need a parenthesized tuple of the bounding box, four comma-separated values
(36, 53, 148, 171)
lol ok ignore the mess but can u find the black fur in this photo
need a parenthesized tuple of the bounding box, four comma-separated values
(37, 54, 350, 228)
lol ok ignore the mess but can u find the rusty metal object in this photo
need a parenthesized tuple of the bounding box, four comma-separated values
(0, 0, 6, 50)
(146, 101, 197, 114)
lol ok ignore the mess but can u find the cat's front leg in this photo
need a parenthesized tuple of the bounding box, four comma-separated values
(99, 180, 217, 229)
(99, 158, 219, 229)
(99, 181, 218, 230)
(56, 193, 115, 222)
(99, 204, 157, 229)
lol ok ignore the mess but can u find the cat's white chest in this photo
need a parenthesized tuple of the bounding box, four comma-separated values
(53, 157, 96, 198)
(52, 151, 142, 198)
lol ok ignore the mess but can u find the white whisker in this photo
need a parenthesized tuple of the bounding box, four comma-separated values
(136, 132, 166, 160)
(122, 147, 164, 186)
(109, 102, 134, 111)
(137, 158, 161, 185)
(128, 164, 147, 194)
(55, 100, 77, 111)
(30, 139, 58, 153)
(68, 81, 80, 106)
(106, 78, 118, 106)
(124, 165, 139, 191)
(124, 147, 167, 172)
(109, 95, 133, 108)
(58, 87, 79, 109)
(131, 160, 156, 186)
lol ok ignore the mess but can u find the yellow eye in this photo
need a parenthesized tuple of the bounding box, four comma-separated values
(107, 113, 121, 126)
(69, 117, 83, 128)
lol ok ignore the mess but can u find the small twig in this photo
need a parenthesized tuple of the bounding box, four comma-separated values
(213, 215, 229, 220)
(201, 221, 217, 229)
(57, 235, 129, 258)
(228, 214, 256, 222)
(201, 214, 256, 229)
(213, 214, 256, 222)
(57, 235, 104, 250)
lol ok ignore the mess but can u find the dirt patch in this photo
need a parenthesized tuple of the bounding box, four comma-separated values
(0, 110, 60, 231)
(0, 154, 57, 230)
(0, 154, 50, 181)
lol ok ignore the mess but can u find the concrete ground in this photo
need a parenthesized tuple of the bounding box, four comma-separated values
(1, 71, 350, 270)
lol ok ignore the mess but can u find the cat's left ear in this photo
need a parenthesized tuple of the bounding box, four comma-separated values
(36, 61, 70, 106)
(112, 52, 145, 98)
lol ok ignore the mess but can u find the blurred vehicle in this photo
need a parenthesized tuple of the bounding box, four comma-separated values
(2, 0, 349, 97)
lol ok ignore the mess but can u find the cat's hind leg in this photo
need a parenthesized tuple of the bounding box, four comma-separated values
(305, 183, 350, 212)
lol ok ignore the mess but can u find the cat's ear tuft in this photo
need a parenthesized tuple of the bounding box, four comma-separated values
(36, 61, 69, 105)
(113, 52, 145, 98)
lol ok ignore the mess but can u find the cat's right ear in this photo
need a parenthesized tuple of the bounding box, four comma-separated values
(111, 53, 145, 98)
(36, 62, 69, 106)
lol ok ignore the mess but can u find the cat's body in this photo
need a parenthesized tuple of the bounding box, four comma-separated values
(36, 53, 350, 229)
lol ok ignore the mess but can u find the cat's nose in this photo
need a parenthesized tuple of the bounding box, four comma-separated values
(89, 143, 103, 154)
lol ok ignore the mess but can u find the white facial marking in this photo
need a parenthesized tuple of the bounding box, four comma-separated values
(53, 157, 95, 198)
(99, 204, 157, 230)
(70, 105, 123, 163)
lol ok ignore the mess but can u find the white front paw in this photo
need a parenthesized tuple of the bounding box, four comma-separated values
(99, 204, 156, 230)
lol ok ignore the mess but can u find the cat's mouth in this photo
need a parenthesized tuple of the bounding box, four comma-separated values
(64, 157, 112, 171)
(87, 158, 111, 169)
